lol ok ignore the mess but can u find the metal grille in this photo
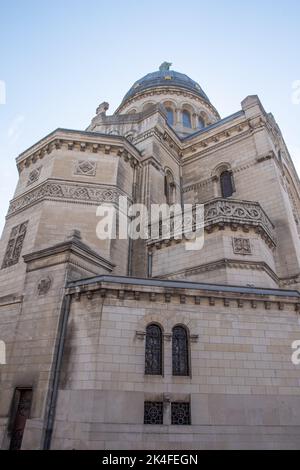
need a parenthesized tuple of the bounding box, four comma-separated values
(144, 402, 163, 424)
(220, 171, 234, 198)
(145, 324, 162, 375)
(172, 326, 189, 376)
(171, 402, 191, 425)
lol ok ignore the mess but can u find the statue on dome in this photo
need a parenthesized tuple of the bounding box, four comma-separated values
(159, 62, 172, 71)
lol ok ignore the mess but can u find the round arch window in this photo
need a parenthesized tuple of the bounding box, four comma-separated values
(182, 110, 192, 128)
(166, 108, 174, 126)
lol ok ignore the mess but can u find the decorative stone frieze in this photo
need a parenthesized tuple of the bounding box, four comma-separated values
(148, 198, 276, 249)
(204, 199, 274, 240)
(7, 180, 131, 217)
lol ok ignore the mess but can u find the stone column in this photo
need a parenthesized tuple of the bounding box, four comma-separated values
(175, 108, 181, 126)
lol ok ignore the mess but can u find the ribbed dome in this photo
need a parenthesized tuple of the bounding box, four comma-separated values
(121, 63, 211, 106)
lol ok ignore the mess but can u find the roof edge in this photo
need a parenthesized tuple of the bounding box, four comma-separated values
(66, 274, 300, 298)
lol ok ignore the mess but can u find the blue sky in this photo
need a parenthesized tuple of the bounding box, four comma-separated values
(0, 0, 300, 233)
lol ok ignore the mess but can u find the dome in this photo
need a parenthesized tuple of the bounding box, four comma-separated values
(120, 62, 211, 106)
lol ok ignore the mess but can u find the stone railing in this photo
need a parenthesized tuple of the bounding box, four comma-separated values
(148, 198, 276, 247)
(204, 198, 275, 240)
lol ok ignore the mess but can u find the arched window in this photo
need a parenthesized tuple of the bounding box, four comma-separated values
(172, 325, 189, 376)
(220, 170, 234, 198)
(182, 110, 192, 128)
(198, 117, 205, 129)
(145, 324, 162, 375)
(166, 108, 174, 126)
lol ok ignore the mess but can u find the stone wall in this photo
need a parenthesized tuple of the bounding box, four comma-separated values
(46, 283, 300, 449)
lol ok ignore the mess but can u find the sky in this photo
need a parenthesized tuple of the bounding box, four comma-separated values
(0, 0, 300, 233)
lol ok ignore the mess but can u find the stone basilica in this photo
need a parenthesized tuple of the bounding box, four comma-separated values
(1, 63, 300, 449)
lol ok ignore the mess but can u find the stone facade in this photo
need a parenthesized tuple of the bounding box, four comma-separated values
(0, 63, 300, 450)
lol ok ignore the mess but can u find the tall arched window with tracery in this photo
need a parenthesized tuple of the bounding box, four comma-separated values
(145, 324, 163, 375)
(220, 170, 234, 198)
(172, 325, 189, 376)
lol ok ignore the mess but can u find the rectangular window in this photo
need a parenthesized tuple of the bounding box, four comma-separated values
(144, 401, 163, 424)
(171, 402, 191, 425)
(9, 388, 33, 450)
(2, 221, 28, 269)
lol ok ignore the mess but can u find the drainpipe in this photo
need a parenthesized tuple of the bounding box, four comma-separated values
(42, 293, 71, 450)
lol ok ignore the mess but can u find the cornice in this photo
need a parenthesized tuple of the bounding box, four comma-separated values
(16, 129, 141, 172)
(115, 86, 220, 119)
(180, 113, 270, 163)
(182, 121, 252, 159)
(280, 272, 300, 287)
(23, 237, 115, 273)
(153, 258, 279, 285)
(65, 274, 300, 309)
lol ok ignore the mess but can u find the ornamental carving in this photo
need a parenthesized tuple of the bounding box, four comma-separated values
(74, 160, 97, 176)
(204, 199, 274, 234)
(27, 166, 42, 186)
(149, 198, 275, 247)
(1, 221, 28, 269)
(37, 276, 52, 295)
(7, 181, 129, 216)
(232, 237, 252, 255)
